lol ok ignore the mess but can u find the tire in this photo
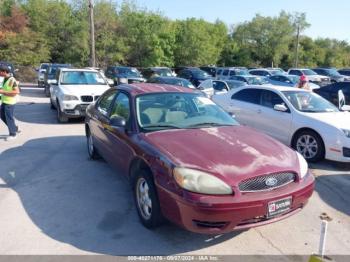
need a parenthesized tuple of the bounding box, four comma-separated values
(57, 102, 69, 123)
(86, 129, 100, 160)
(133, 170, 163, 229)
(45, 86, 50, 97)
(292, 130, 325, 162)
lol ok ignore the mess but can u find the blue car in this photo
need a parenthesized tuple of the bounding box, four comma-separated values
(268, 74, 320, 89)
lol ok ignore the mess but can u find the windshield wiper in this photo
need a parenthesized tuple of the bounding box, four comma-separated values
(187, 122, 230, 128)
(143, 124, 182, 129)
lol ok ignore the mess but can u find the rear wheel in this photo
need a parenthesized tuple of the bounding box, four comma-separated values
(134, 170, 163, 229)
(292, 130, 325, 162)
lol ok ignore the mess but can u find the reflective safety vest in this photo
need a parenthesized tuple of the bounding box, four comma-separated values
(1, 77, 17, 105)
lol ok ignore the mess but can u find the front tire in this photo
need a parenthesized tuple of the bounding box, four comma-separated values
(57, 102, 68, 123)
(134, 170, 163, 229)
(292, 130, 325, 162)
(86, 129, 100, 160)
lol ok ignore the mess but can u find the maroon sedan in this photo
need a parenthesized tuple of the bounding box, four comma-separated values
(85, 83, 314, 234)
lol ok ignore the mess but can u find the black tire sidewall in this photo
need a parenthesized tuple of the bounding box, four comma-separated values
(293, 130, 325, 162)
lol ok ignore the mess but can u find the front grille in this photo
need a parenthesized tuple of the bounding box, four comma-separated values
(193, 220, 228, 229)
(81, 96, 93, 102)
(239, 172, 296, 192)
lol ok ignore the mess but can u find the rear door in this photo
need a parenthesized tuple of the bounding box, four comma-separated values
(255, 90, 293, 144)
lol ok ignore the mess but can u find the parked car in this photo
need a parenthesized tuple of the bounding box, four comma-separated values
(249, 69, 282, 77)
(212, 85, 350, 162)
(85, 83, 314, 234)
(312, 68, 350, 83)
(105, 66, 146, 85)
(147, 76, 195, 89)
(37, 63, 50, 87)
(141, 67, 175, 79)
(230, 75, 270, 85)
(314, 82, 350, 107)
(338, 68, 350, 77)
(85, 67, 114, 86)
(0, 61, 17, 77)
(199, 66, 217, 77)
(177, 68, 212, 87)
(198, 79, 246, 97)
(265, 67, 287, 74)
(288, 68, 331, 86)
(216, 67, 249, 80)
(50, 68, 110, 123)
(44, 64, 72, 97)
(268, 75, 320, 90)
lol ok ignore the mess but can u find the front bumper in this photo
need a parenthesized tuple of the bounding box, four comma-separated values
(157, 174, 314, 234)
(62, 103, 90, 118)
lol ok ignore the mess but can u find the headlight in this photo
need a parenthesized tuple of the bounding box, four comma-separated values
(296, 152, 308, 179)
(173, 167, 233, 195)
(63, 94, 78, 101)
(342, 129, 350, 138)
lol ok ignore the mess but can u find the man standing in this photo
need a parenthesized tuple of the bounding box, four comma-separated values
(0, 65, 20, 141)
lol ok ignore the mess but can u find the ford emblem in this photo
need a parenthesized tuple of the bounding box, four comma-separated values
(265, 177, 278, 187)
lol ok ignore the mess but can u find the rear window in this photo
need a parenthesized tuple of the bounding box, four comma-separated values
(232, 89, 262, 104)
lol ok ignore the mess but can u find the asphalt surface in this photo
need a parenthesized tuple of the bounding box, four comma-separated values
(0, 87, 349, 256)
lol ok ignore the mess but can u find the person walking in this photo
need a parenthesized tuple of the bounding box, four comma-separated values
(0, 65, 20, 141)
(297, 75, 312, 91)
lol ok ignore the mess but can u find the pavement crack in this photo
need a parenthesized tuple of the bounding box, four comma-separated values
(254, 228, 284, 255)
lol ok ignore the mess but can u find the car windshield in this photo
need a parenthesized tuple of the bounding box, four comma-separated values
(325, 68, 341, 77)
(118, 67, 141, 77)
(283, 91, 339, 113)
(155, 68, 173, 77)
(226, 81, 245, 89)
(192, 70, 210, 78)
(288, 75, 300, 84)
(41, 64, 49, 70)
(246, 76, 269, 85)
(301, 69, 318, 76)
(61, 71, 107, 85)
(136, 93, 238, 131)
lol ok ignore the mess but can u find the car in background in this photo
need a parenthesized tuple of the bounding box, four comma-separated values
(85, 83, 314, 234)
(312, 68, 350, 83)
(265, 67, 287, 74)
(105, 66, 146, 85)
(230, 75, 270, 85)
(50, 68, 110, 123)
(314, 82, 350, 107)
(198, 79, 246, 97)
(147, 76, 195, 89)
(268, 75, 320, 90)
(212, 85, 350, 163)
(177, 68, 212, 87)
(85, 67, 114, 86)
(216, 67, 249, 80)
(249, 69, 282, 77)
(199, 66, 217, 77)
(0, 61, 17, 77)
(141, 67, 175, 79)
(338, 68, 350, 77)
(288, 68, 331, 86)
(37, 63, 50, 87)
(44, 63, 72, 97)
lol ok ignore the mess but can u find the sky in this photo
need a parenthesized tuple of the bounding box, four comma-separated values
(139, 0, 349, 42)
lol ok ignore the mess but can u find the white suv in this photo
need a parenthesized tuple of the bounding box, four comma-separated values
(50, 68, 111, 123)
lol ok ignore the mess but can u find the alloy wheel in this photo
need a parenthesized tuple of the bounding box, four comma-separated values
(136, 177, 152, 220)
(296, 134, 318, 159)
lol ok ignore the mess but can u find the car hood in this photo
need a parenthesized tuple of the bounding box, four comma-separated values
(142, 126, 299, 184)
(60, 84, 110, 96)
(303, 112, 350, 130)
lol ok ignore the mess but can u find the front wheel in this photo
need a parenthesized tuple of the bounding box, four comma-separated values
(293, 130, 325, 162)
(86, 129, 100, 159)
(57, 102, 68, 123)
(134, 170, 163, 229)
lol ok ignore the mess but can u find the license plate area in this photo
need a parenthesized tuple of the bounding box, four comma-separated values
(267, 197, 292, 218)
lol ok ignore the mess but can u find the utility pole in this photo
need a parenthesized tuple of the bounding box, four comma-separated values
(294, 23, 300, 68)
(88, 0, 96, 67)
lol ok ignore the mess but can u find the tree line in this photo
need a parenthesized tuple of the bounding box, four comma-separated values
(1, 0, 350, 69)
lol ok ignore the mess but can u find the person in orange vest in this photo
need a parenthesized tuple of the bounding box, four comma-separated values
(0, 65, 20, 141)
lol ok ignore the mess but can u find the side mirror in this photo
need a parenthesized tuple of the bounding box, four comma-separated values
(274, 104, 288, 112)
(109, 115, 126, 130)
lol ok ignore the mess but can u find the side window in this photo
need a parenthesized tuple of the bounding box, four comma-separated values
(270, 76, 279, 81)
(97, 91, 117, 116)
(290, 70, 302, 76)
(229, 71, 236, 76)
(223, 70, 229, 76)
(213, 81, 227, 91)
(217, 69, 222, 76)
(232, 89, 262, 105)
(261, 90, 285, 109)
(110, 92, 131, 127)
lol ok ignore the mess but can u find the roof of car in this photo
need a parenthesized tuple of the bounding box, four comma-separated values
(117, 83, 197, 96)
(238, 84, 302, 92)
